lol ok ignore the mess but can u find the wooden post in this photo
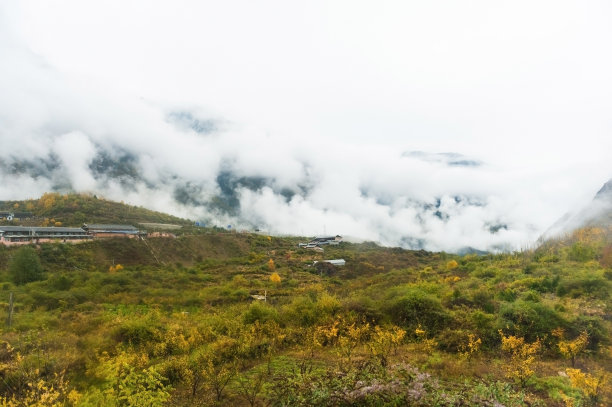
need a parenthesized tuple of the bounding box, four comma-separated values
(6, 292, 14, 328)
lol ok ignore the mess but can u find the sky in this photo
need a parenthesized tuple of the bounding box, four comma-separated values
(0, 0, 611, 252)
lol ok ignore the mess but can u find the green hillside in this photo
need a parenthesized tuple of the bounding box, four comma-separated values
(0, 201, 610, 406)
(0, 193, 191, 227)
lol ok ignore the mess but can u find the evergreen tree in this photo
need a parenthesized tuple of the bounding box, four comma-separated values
(9, 246, 43, 285)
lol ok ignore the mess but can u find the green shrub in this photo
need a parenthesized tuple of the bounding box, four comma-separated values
(114, 321, 164, 346)
(8, 246, 44, 285)
(48, 274, 73, 291)
(344, 296, 385, 324)
(30, 291, 77, 310)
(281, 297, 319, 327)
(243, 302, 279, 324)
(567, 242, 596, 262)
(569, 316, 609, 350)
(436, 328, 471, 352)
(469, 310, 498, 348)
(497, 301, 566, 344)
(471, 289, 495, 313)
(521, 290, 541, 302)
(497, 288, 518, 302)
(556, 276, 609, 299)
(385, 289, 451, 334)
(528, 275, 560, 293)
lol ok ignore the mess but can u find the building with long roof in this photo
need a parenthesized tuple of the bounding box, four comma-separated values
(81, 224, 146, 238)
(0, 226, 91, 246)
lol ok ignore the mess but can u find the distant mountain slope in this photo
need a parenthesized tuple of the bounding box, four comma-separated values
(0, 193, 191, 227)
(542, 179, 612, 239)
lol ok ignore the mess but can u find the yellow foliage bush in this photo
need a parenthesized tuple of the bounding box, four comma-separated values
(566, 368, 608, 404)
(499, 330, 541, 386)
(460, 333, 482, 360)
(446, 260, 459, 270)
(368, 325, 406, 367)
(109, 264, 124, 273)
(553, 328, 589, 367)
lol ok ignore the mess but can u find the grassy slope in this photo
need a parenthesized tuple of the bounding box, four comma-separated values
(0, 200, 609, 405)
(0, 192, 191, 227)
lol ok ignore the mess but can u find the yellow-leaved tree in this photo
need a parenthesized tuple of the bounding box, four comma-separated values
(553, 328, 589, 367)
(499, 330, 541, 387)
(269, 272, 281, 284)
(368, 325, 406, 367)
(565, 368, 608, 406)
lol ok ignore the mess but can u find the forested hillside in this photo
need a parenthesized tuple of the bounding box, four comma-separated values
(0, 193, 190, 227)
(0, 204, 610, 405)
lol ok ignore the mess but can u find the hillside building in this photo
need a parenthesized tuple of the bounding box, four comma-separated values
(0, 226, 90, 246)
(82, 224, 145, 238)
(298, 235, 342, 248)
(313, 259, 346, 266)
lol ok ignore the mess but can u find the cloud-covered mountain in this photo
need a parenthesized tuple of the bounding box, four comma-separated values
(543, 179, 612, 239)
(0, 123, 533, 253)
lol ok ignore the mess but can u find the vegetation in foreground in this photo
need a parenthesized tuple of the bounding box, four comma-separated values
(0, 195, 610, 406)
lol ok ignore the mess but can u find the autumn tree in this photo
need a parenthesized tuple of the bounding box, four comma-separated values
(368, 325, 406, 367)
(565, 368, 608, 406)
(202, 355, 236, 402)
(499, 330, 541, 387)
(338, 321, 369, 361)
(84, 351, 170, 406)
(553, 329, 589, 367)
(269, 272, 281, 284)
(459, 333, 482, 361)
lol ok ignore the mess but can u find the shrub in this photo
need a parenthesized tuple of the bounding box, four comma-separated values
(8, 246, 43, 285)
(469, 311, 499, 349)
(281, 297, 318, 327)
(556, 276, 609, 299)
(343, 296, 385, 325)
(243, 302, 279, 324)
(114, 321, 164, 346)
(49, 274, 73, 291)
(385, 290, 451, 335)
(567, 242, 596, 262)
(315, 292, 341, 317)
(497, 288, 518, 302)
(471, 289, 496, 313)
(497, 301, 566, 345)
(569, 316, 609, 351)
(436, 328, 471, 353)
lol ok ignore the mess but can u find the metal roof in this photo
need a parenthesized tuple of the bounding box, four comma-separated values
(82, 224, 139, 231)
(0, 226, 86, 233)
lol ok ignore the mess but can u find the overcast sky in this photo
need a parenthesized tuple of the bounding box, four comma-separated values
(1, 1, 611, 251)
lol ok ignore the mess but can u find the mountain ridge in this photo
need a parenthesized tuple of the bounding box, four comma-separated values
(542, 178, 612, 240)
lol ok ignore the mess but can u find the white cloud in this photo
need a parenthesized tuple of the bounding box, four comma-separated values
(0, 0, 611, 251)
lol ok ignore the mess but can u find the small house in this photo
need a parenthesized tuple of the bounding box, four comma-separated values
(313, 259, 346, 267)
